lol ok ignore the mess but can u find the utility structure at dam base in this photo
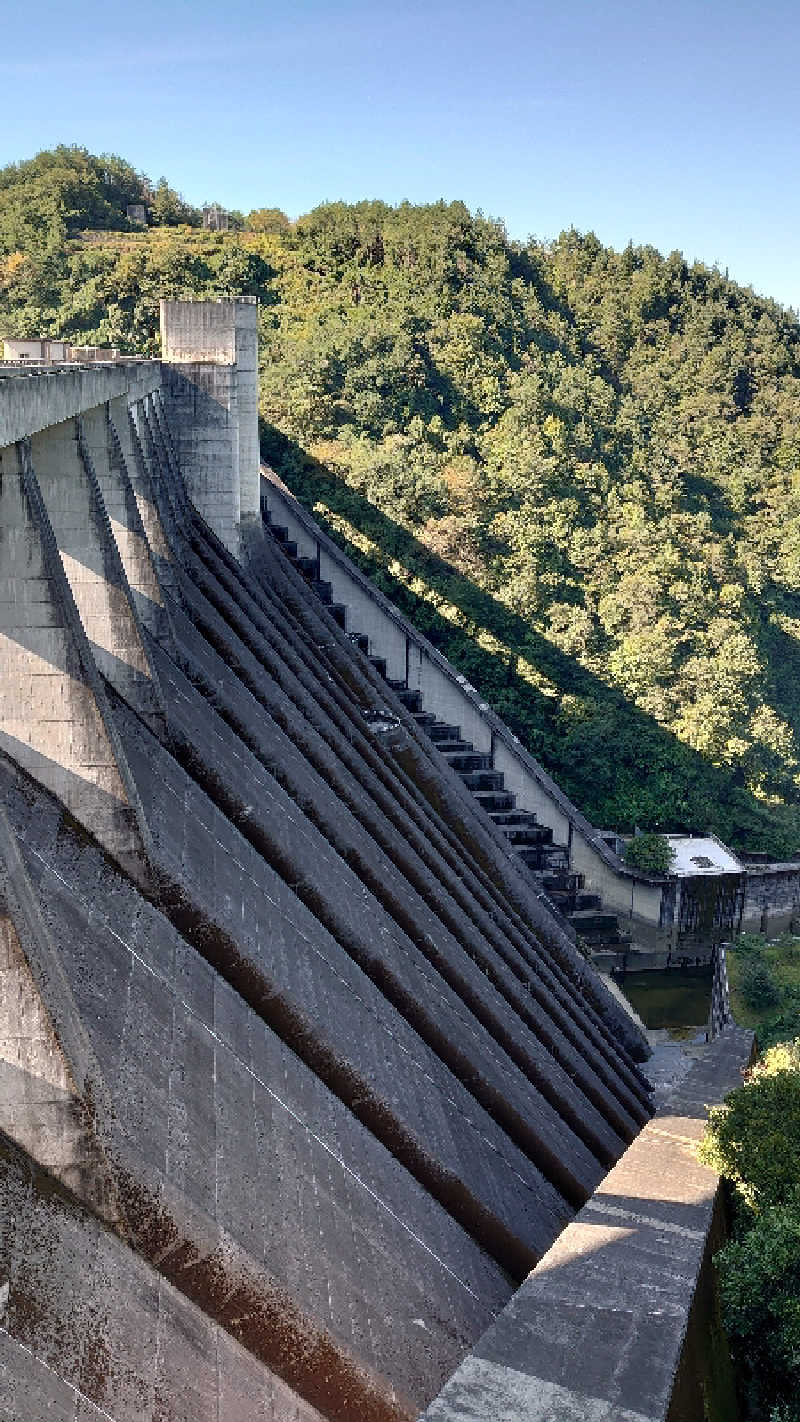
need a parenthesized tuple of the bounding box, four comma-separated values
(0, 297, 752, 1421)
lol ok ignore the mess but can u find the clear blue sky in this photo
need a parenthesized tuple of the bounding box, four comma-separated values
(2, 0, 799, 309)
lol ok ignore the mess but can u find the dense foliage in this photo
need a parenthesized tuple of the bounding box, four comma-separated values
(729, 933, 800, 1049)
(0, 147, 261, 353)
(700, 1042, 800, 1419)
(4, 154, 800, 852)
(623, 832, 675, 874)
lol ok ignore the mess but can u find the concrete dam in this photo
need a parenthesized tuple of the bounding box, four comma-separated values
(0, 298, 751, 1420)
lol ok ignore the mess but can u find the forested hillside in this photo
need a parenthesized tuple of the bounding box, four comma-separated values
(3, 149, 800, 854)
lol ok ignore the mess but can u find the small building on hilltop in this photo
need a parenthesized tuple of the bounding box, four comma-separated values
(203, 202, 230, 230)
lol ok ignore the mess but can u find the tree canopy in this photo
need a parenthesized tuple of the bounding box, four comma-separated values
(3, 157, 800, 853)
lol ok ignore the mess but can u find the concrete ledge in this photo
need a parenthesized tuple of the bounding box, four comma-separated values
(0, 362, 162, 446)
(420, 1027, 754, 1422)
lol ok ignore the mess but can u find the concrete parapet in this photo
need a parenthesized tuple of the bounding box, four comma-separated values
(0, 360, 160, 446)
(421, 1027, 754, 1422)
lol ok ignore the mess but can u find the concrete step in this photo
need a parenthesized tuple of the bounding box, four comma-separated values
(432, 739, 473, 754)
(515, 847, 553, 870)
(311, 578, 333, 604)
(271, 524, 289, 543)
(489, 810, 539, 828)
(541, 871, 583, 893)
(296, 555, 318, 578)
(541, 846, 570, 869)
(441, 752, 494, 772)
(369, 654, 388, 678)
(553, 892, 604, 916)
(501, 825, 553, 847)
(575, 892, 602, 912)
(428, 722, 462, 743)
(568, 910, 621, 937)
(395, 688, 423, 713)
(348, 631, 370, 654)
(413, 710, 437, 727)
(460, 770, 506, 792)
(329, 603, 347, 629)
(472, 790, 516, 813)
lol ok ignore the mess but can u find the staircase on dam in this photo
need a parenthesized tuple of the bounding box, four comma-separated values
(264, 509, 628, 955)
(0, 302, 749, 1422)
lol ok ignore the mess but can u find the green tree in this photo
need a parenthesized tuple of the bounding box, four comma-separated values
(700, 1044, 800, 1418)
(622, 833, 675, 873)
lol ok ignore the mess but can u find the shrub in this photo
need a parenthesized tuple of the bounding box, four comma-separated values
(716, 1203, 800, 1420)
(623, 832, 676, 874)
(735, 931, 768, 955)
(739, 955, 782, 1012)
(700, 1040, 800, 1211)
(700, 1041, 800, 1418)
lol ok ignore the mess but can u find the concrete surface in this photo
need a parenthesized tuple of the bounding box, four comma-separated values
(1, 307, 727, 1422)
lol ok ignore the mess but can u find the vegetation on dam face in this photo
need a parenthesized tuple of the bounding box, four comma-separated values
(4, 146, 800, 854)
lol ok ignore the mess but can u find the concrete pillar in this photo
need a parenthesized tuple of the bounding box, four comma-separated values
(28, 417, 163, 731)
(0, 439, 142, 868)
(108, 396, 174, 570)
(80, 403, 165, 637)
(159, 297, 259, 556)
(0, 908, 89, 1199)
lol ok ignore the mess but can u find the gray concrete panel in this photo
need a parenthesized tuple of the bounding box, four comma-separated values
(0, 443, 144, 872)
(0, 363, 161, 447)
(0, 1134, 331, 1422)
(0, 780, 512, 1414)
(107, 692, 574, 1266)
(150, 636, 630, 1175)
(188, 529, 650, 1117)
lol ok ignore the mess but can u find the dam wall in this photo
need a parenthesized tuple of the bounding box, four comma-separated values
(0, 301, 748, 1421)
(258, 472, 674, 945)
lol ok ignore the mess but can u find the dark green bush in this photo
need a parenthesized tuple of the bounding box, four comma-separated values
(623, 832, 676, 874)
(739, 955, 782, 1011)
(701, 1043, 800, 1418)
(736, 931, 769, 955)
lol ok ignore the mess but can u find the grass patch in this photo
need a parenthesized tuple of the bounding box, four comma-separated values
(729, 932, 800, 1048)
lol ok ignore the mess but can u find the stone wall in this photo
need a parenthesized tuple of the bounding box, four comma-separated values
(741, 863, 800, 935)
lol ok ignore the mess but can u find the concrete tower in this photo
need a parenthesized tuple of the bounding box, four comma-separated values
(159, 296, 259, 555)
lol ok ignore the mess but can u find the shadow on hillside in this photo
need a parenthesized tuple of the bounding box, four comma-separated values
(260, 425, 799, 856)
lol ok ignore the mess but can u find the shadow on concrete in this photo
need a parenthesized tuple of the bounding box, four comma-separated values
(261, 429, 798, 856)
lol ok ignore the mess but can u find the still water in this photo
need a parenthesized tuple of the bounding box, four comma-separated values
(615, 967, 713, 1030)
